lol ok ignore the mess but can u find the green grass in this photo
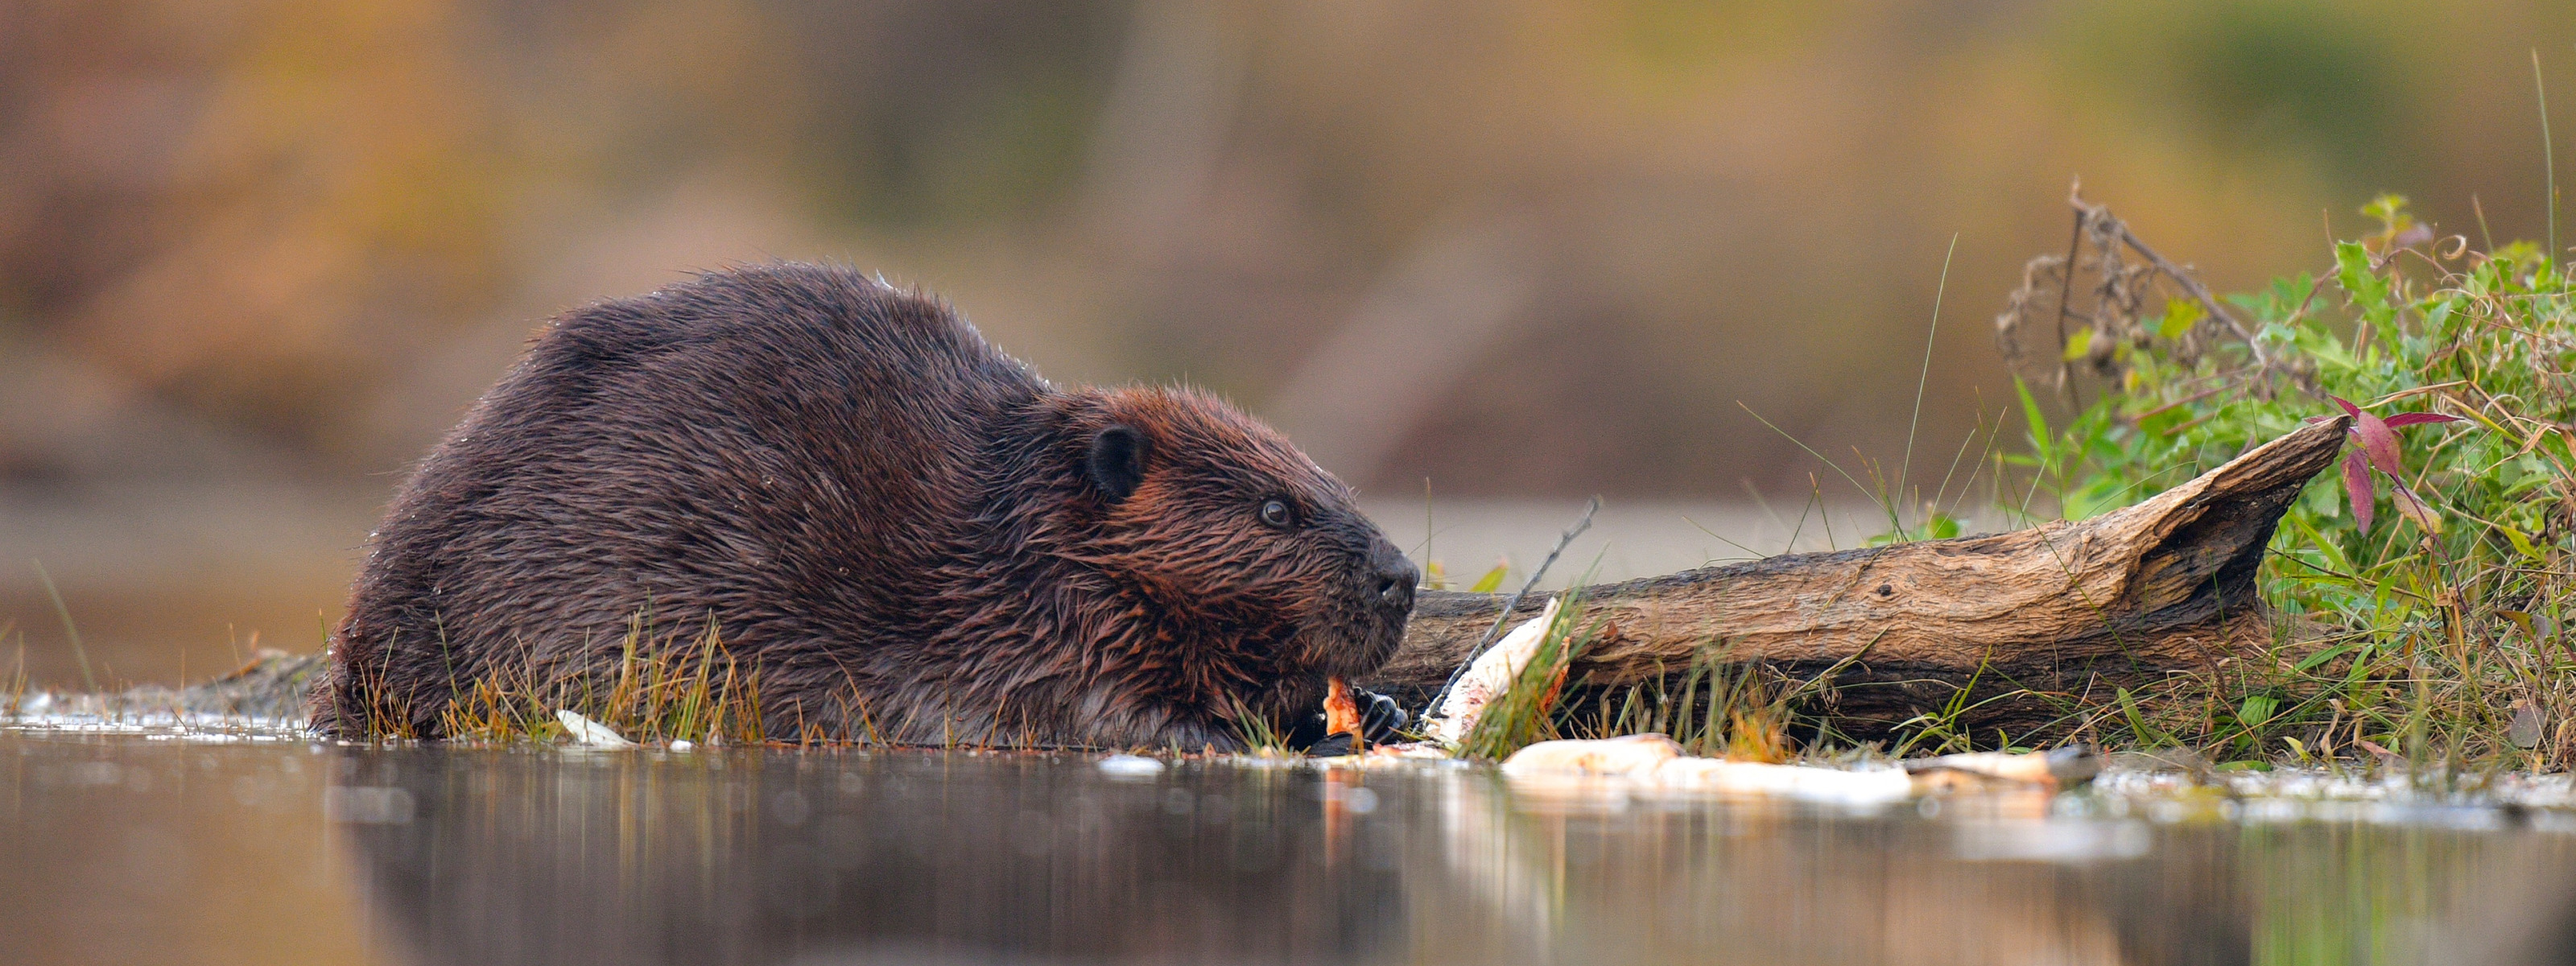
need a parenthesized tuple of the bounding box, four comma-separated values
(1565, 651, 1795, 762)
(1226, 695, 1295, 756)
(1456, 589, 1594, 761)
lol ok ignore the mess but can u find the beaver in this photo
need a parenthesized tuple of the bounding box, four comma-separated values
(312, 263, 1418, 748)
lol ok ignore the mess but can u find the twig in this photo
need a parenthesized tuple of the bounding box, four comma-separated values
(1428, 496, 1600, 712)
(2054, 179, 2087, 393)
(2069, 185, 2271, 366)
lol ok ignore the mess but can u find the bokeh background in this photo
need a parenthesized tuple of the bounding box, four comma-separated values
(6, 0, 2575, 688)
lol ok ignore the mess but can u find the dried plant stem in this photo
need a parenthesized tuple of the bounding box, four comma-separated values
(2068, 184, 2268, 366)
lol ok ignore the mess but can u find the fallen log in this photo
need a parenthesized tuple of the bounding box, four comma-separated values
(1361, 417, 2351, 739)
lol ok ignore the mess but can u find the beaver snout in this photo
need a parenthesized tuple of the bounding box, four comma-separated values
(1368, 543, 1419, 617)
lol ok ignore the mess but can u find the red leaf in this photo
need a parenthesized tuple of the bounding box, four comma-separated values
(2352, 410, 2403, 476)
(2330, 395, 2363, 418)
(2342, 450, 2374, 532)
(2382, 411, 2462, 428)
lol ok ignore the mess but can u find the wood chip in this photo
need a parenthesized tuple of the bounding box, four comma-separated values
(1324, 676, 1362, 741)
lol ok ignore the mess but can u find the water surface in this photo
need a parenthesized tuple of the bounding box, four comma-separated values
(7, 722, 2575, 965)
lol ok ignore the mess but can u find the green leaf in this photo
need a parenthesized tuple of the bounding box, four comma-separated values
(2334, 241, 2388, 309)
(2501, 609, 2537, 641)
(2013, 378, 2053, 464)
(2302, 331, 2359, 371)
(2116, 687, 2173, 745)
(2499, 524, 2545, 562)
(2136, 407, 2190, 437)
(2062, 326, 2096, 361)
(2157, 299, 2205, 339)
(2294, 641, 2359, 673)
(1467, 561, 1510, 594)
(2360, 193, 2410, 231)
(2422, 299, 2455, 336)
(2237, 694, 2279, 729)
(2287, 515, 2353, 574)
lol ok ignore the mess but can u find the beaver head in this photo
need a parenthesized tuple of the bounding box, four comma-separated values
(1045, 386, 1417, 716)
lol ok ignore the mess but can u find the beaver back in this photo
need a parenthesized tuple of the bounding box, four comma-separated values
(316, 264, 1415, 747)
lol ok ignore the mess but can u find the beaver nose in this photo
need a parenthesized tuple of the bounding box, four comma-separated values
(1369, 547, 1419, 613)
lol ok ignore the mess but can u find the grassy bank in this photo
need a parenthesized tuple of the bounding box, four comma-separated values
(1467, 196, 2575, 771)
(2021, 196, 2572, 770)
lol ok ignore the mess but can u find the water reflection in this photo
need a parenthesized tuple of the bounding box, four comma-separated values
(10, 727, 2576, 964)
(0, 730, 370, 965)
(328, 747, 2574, 966)
(336, 749, 1414, 964)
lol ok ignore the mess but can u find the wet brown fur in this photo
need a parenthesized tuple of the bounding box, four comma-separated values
(312, 264, 1415, 747)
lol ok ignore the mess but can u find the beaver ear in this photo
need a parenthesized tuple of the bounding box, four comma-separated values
(1085, 425, 1151, 502)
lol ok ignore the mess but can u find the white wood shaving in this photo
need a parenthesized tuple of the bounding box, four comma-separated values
(1422, 598, 1560, 745)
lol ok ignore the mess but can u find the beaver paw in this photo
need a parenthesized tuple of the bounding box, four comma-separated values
(1292, 687, 1410, 755)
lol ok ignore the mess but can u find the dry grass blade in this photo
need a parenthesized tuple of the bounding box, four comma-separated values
(420, 613, 764, 746)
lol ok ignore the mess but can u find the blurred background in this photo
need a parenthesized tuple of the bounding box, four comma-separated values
(6, 0, 2574, 688)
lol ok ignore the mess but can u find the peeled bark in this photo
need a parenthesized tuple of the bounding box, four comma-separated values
(1363, 417, 2351, 737)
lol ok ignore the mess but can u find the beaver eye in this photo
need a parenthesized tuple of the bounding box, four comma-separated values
(1258, 498, 1295, 530)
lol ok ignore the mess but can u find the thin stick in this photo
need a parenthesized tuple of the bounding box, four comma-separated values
(1429, 496, 1600, 712)
(2070, 187, 2269, 365)
(2054, 177, 2087, 394)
